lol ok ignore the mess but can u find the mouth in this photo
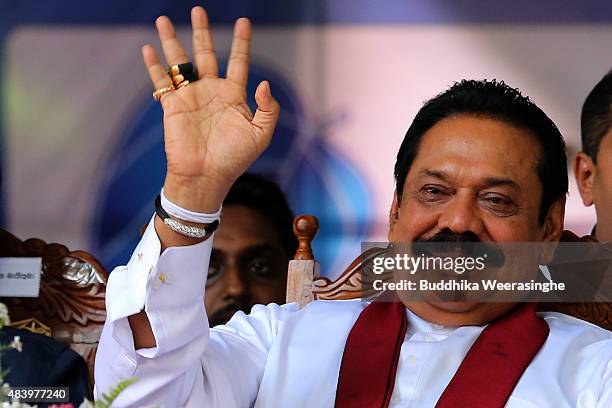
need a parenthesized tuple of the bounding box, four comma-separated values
(209, 303, 249, 326)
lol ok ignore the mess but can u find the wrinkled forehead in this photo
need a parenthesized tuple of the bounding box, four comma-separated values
(406, 116, 542, 190)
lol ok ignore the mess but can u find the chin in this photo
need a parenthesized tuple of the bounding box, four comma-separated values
(428, 301, 482, 313)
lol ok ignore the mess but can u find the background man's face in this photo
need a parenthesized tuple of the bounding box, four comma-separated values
(388, 115, 564, 324)
(592, 132, 612, 241)
(205, 205, 288, 326)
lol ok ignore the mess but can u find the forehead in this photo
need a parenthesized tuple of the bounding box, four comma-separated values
(213, 205, 282, 253)
(407, 115, 542, 187)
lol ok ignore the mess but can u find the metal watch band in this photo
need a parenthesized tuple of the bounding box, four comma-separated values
(154, 195, 219, 239)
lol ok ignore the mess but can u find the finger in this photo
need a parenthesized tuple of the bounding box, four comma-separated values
(142, 44, 173, 89)
(191, 6, 218, 78)
(251, 81, 280, 148)
(156, 16, 190, 68)
(226, 18, 252, 87)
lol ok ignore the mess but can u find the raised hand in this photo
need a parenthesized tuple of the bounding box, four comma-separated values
(143, 7, 280, 213)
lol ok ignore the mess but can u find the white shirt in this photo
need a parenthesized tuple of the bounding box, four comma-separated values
(94, 218, 612, 407)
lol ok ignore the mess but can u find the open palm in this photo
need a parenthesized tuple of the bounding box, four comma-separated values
(143, 8, 279, 212)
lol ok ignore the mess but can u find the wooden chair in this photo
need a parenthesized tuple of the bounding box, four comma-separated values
(0, 228, 108, 397)
(286, 215, 612, 331)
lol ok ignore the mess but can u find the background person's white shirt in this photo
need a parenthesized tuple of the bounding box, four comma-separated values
(94, 217, 612, 407)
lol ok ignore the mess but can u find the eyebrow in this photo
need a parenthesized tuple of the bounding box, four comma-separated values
(419, 169, 521, 192)
(482, 177, 521, 192)
(240, 244, 286, 259)
(420, 169, 450, 181)
(212, 244, 286, 258)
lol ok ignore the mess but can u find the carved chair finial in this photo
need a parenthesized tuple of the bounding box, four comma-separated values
(293, 215, 319, 260)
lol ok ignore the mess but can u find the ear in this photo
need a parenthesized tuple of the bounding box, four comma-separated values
(541, 197, 565, 243)
(574, 152, 596, 206)
(388, 191, 401, 241)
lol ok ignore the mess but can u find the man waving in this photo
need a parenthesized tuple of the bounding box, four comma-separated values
(95, 7, 612, 407)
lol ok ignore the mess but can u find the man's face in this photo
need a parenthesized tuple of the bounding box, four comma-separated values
(575, 130, 612, 242)
(593, 132, 612, 242)
(388, 115, 564, 325)
(205, 205, 288, 326)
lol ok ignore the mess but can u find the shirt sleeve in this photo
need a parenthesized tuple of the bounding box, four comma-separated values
(94, 215, 282, 407)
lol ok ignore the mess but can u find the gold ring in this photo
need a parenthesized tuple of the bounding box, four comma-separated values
(168, 62, 194, 76)
(176, 80, 191, 89)
(152, 84, 175, 101)
(171, 74, 186, 86)
(168, 65, 181, 76)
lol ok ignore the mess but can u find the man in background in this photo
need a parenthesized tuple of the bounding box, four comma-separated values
(205, 173, 296, 326)
(574, 69, 612, 242)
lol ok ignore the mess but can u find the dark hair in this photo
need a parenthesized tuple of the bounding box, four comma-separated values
(224, 173, 297, 258)
(394, 79, 568, 224)
(581, 69, 612, 163)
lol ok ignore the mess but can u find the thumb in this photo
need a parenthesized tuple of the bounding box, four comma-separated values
(252, 80, 280, 146)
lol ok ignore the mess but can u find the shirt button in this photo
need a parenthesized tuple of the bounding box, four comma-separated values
(432, 324, 445, 330)
(406, 355, 418, 365)
(424, 334, 435, 342)
(156, 272, 174, 286)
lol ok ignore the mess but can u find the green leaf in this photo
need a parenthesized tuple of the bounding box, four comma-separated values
(94, 377, 137, 408)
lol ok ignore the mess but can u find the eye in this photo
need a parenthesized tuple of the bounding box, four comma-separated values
(486, 196, 509, 205)
(206, 262, 222, 286)
(417, 185, 450, 202)
(480, 193, 517, 214)
(248, 258, 271, 277)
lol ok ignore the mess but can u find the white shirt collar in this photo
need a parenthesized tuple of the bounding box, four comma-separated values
(405, 307, 459, 335)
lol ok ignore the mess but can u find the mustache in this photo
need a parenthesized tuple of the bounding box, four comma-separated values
(412, 229, 505, 267)
(208, 301, 251, 327)
(415, 229, 481, 243)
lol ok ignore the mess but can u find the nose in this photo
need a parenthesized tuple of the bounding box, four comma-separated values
(223, 264, 248, 299)
(436, 191, 484, 236)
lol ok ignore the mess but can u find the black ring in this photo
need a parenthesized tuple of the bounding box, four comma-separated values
(176, 62, 194, 74)
(182, 71, 198, 82)
(169, 62, 197, 76)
